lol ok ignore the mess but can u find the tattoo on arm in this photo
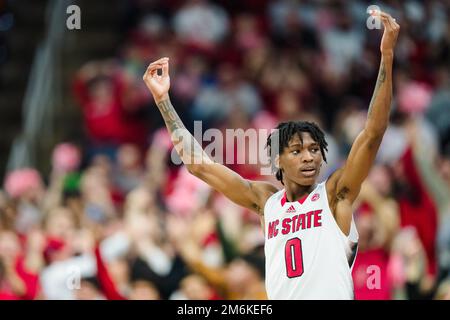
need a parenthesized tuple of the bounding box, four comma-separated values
(157, 98, 212, 165)
(330, 185, 350, 214)
(336, 186, 350, 201)
(368, 61, 386, 118)
(157, 99, 185, 133)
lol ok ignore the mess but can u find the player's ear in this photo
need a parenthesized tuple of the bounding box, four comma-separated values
(274, 155, 280, 170)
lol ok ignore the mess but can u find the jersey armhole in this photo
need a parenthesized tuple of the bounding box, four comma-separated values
(262, 189, 284, 217)
(320, 180, 359, 242)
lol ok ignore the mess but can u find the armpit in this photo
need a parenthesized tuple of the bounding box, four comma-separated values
(336, 186, 350, 201)
(252, 203, 262, 215)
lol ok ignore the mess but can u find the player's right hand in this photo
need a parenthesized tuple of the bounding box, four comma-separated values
(371, 10, 400, 56)
(143, 57, 171, 103)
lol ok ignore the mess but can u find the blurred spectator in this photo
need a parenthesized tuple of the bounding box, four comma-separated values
(192, 61, 262, 126)
(352, 175, 400, 300)
(74, 277, 105, 300)
(73, 60, 150, 153)
(0, 230, 41, 300)
(129, 279, 161, 300)
(167, 213, 266, 299)
(173, 0, 230, 50)
(170, 273, 219, 300)
(4, 168, 44, 234)
(112, 144, 145, 195)
(320, 4, 364, 77)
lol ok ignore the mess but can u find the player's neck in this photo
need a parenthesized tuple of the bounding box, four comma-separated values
(283, 181, 317, 202)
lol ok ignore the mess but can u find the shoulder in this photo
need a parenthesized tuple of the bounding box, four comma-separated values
(248, 180, 279, 215)
(249, 180, 279, 196)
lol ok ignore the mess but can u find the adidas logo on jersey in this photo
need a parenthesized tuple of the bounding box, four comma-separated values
(286, 205, 296, 214)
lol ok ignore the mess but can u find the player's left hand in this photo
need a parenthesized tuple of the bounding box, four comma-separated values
(143, 57, 170, 103)
(371, 10, 400, 56)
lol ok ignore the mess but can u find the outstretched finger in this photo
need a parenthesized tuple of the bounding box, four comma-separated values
(379, 14, 394, 31)
(146, 57, 169, 72)
(162, 61, 169, 78)
(379, 11, 397, 29)
(388, 15, 400, 29)
(386, 14, 398, 30)
(149, 57, 169, 66)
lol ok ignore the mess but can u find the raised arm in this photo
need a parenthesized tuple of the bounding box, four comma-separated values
(143, 58, 277, 215)
(327, 11, 400, 234)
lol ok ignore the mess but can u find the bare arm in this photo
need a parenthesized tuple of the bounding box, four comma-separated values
(327, 11, 400, 234)
(2, 258, 26, 297)
(143, 58, 277, 215)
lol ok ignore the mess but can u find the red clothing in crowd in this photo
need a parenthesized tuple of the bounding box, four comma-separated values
(0, 256, 40, 300)
(398, 146, 438, 276)
(352, 248, 392, 300)
(0, 292, 19, 300)
(73, 74, 148, 148)
(94, 245, 126, 300)
(15, 256, 40, 300)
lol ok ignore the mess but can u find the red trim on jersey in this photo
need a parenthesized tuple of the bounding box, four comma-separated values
(281, 192, 309, 207)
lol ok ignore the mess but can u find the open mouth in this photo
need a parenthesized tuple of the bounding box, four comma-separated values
(300, 168, 316, 177)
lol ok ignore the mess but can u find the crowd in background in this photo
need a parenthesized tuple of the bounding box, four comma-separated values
(1, 0, 450, 300)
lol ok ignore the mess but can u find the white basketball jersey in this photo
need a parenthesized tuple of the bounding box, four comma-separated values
(263, 181, 358, 300)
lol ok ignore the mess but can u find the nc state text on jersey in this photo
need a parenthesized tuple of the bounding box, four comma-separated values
(267, 210, 323, 239)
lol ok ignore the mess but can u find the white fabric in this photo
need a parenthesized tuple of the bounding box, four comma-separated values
(40, 254, 96, 300)
(263, 181, 358, 300)
(142, 244, 173, 276)
(99, 231, 131, 262)
(173, 3, 229, 45)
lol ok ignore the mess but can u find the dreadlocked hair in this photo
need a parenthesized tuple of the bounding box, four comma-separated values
(265, 121, 328, 185)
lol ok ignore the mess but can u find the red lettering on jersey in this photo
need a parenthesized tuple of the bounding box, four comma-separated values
(291, 215, 299, 233)
(296, 214, 305, 230)
(268, 220, 279, 239)
(282, 218, 291, 235)
(270, 210, 322, 239)
(313, 210, 323, 227)
(306, 211, 314, 229)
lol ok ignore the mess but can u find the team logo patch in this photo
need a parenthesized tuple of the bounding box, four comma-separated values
(286, 205, 296, 214)
(311, 193, 320, 201)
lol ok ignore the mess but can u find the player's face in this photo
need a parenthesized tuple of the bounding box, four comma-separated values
(278, 132, 323, 186)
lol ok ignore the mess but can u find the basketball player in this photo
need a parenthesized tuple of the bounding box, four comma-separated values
(143, 11, 400, 299)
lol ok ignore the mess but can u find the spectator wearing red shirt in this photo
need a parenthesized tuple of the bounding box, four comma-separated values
(395, 145, 439, 277)
(0, 230, 41, 300)
(73, 60, 149, 153)
(351, 169, 400, 300)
